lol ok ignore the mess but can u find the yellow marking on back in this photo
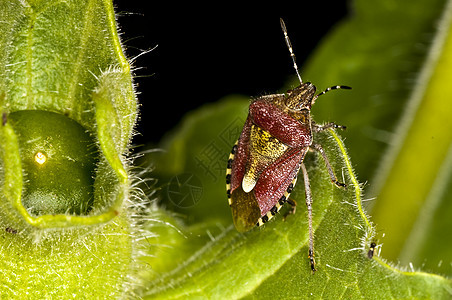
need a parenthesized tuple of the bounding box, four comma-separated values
(242, 125, 288, 193)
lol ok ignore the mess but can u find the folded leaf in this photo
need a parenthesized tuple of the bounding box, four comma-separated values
(0, 0, 138, 297)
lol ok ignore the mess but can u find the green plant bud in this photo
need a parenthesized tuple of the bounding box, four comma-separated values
(0, 0, 139, 297)
(8, 110, 97, 216)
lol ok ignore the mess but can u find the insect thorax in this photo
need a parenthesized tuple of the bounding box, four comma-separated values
(250, 93, 313, 148)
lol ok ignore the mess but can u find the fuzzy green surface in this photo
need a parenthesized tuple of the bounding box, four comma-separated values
(370, 0, 452, 266)
(2, 0, 452, 297)
(8, 110, 97, 216)
(0, 0, 138, 297)
(281, 0, 452, 274)
(0, 214, 132, 298)
(141, 0, 452, 296)
(0, 0, 133, 131)
(144, 98, 452, 298)
(0, 0, 137, 225)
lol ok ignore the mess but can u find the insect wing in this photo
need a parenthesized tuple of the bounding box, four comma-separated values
(229, 116, 252, 194)
(229, 143, 306, 232)
(254, 147, 306, 215)
(230, 186, 262, 232)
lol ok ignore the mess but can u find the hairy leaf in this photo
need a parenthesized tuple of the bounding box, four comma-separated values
(143, 0, 452, 296)
(370, 0, 452, 270)
(145, 98, 451, 298)
(0, 0, 138, 297)
(279, 0, 452, 275)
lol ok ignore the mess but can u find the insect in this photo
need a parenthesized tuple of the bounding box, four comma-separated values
(226, 18, 350, 272)
(5, 227, 18, 234)
(367, 242, 377, 259)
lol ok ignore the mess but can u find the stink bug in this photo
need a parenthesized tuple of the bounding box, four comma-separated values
(226, 19, 351, 272)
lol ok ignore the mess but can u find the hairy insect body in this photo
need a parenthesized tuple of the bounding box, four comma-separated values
(226, 19, 351, 271)
(228, 84, 316, 232)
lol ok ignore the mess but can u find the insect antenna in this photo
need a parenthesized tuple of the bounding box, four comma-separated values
(280, 18, 303, 85)
(312, 85, 352, 104)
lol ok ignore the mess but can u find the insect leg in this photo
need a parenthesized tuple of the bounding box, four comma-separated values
(301, 163, 316, 272)
(312, 122, 346, 132)
(368, 242, 377, 259)
(310, 143, 346, 188)
(283, 198, 297, 220)
(2, 112, 7, 126)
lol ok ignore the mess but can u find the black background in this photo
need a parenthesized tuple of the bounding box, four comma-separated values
(113, 2, 350, 146)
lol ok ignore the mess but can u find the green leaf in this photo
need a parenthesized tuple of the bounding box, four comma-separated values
(278, 0, 452, 275)
(0, 0, 136, 227)
(297, 0, 448, 185)
(142, 0, 452, 297)
(370, 0, 452, 269)
(0, 213, 133, 298)
(0, 0, 138, 297)
(144, 98, 451, 298)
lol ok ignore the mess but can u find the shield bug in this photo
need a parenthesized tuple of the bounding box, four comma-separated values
(226, 19, 351, 272)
